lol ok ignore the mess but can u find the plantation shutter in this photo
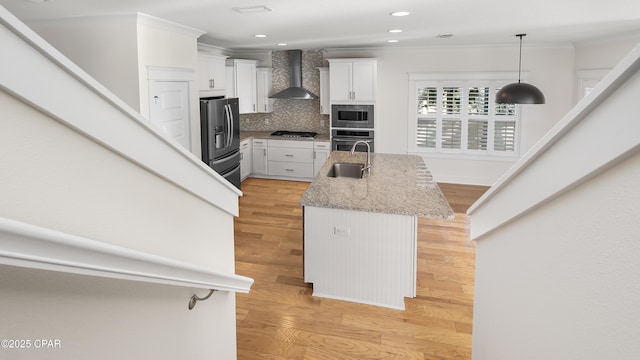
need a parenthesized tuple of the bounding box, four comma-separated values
(467, 86, 490, 151)
(412, 77, 519, 156)
(494, 121, 516, 152)
(493, 89, 517, 152)
(416, 85, 437, 148)
(442, 87, 462, 149)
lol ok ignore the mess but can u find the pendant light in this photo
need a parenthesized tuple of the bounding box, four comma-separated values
(495, 34, 545, 104)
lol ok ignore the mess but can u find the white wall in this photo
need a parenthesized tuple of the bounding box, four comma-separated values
(472, 150, 640, 360)
(326, 44, 576, 185)
(28, 16, 141, 112)
(575, 34, 640, 71)
(0, 88, 238, 358)
(1, 265, 238, 360)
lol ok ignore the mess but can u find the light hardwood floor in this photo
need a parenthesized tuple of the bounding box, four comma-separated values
(234, 178, 488, 360)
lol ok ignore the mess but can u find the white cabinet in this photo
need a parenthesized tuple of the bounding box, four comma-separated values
(267, 140, 314, 179)
(317, 67, 330, 114)
(256, 67, 273, 113)
(246, 138, 328, 180)
(197, 53, 228, 97)
(240, 139, 252, 181)
(225, 66, 234, 99)
(227, 59, 257, 114)
(251, 138, 268, 175)
(313, 141, 330, 176)
(328, 59, 377, 103)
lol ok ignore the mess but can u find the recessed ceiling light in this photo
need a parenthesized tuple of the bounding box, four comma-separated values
(277, 43, 288, 46)
(390, 11, 410, 17)
(388, 40, 399, 43)
(233, 5, 272, 13)
(254, 34, 267, 38)
(388, 29, 403, 33)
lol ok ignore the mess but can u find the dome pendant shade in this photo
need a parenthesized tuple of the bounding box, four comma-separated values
(495, 34, 545, 104)
(495, 82, 545, 104)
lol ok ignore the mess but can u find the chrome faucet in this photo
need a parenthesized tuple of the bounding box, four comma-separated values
(350, 140, 371, 173)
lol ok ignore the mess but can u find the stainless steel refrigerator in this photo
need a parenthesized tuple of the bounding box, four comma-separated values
(200, 97, 241, 189)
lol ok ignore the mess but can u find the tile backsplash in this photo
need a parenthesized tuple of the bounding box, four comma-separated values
(239, 50, 329, 133)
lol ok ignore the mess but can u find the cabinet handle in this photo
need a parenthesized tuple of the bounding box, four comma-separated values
(285, 154, 294, 157)
(286, 169, 294, 172)
(240, 153, 243, 160)
(209, 79, 215, 88)
(253, 104, 256, 112)
(313, 151, 316, 159)
(263, 149, 266, 156)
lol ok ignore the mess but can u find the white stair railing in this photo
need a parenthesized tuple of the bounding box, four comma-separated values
(0, 216, 253, 307)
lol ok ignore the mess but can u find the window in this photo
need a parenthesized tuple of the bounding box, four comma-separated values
(576, 69, 610, 101)
(409, 74, 520, 158)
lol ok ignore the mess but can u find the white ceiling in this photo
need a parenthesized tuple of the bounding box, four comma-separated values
(2, 0, 640, 50)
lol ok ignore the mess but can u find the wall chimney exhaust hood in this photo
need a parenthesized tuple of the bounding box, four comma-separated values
(270, 50, 318, 100)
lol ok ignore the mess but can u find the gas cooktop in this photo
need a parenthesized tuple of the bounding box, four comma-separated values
(270, 130, 317, 138)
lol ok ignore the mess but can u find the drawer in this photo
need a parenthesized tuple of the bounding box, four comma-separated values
(252, 138, 268, 146)
(314, 141, 330, 150)
(268, 161, 314, 178)
(268, 139, 314, 149)
(268, 147, 313, 163)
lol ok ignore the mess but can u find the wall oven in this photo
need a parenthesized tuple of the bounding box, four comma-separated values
(331, 104, 374, 129)
(331, 129, 374, 153)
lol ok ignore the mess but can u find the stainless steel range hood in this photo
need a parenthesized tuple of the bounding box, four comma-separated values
(270, 50, 318, 99)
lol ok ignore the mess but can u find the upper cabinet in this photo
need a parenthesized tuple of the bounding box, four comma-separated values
(226, 59, 258, 114)
(328, 59, 377, 103)
(256, 67, 273, 113)
(197, 53, 228, 97)
(317, 67, 330, 114)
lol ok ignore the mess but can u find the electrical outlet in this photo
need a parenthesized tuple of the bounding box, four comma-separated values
(334, 226, 350, 236)
(265, 118, 269, 125)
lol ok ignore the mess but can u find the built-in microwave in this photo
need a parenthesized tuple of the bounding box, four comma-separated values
(331, 104, 374, 129)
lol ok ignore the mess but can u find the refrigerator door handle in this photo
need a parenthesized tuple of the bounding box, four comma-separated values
(223, 104, 227, 148)
(229, 104, 234, 146)
(225, 104, 232, 148)
(205, 103, 216, 159)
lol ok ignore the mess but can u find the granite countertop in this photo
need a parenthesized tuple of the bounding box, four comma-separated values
(240, 131, 330, 142)
(299, 151, 454, 219)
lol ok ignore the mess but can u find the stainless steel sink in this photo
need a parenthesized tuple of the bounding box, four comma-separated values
(326, 163, 364, 179)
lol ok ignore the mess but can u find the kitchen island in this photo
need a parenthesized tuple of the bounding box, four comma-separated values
(299, 151, 454, 309)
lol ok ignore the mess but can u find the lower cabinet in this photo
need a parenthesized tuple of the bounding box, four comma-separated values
(251, 139, 268, 175)
(246, 137, 328, 180)
(267, 140, 314, 179)
(313, 141, 330, 176)
(240, 139, 252, 181)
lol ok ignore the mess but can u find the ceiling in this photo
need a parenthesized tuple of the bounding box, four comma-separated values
(2, 0, 640, 50)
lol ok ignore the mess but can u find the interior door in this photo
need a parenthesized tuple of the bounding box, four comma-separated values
(149, 80, 191, 150)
